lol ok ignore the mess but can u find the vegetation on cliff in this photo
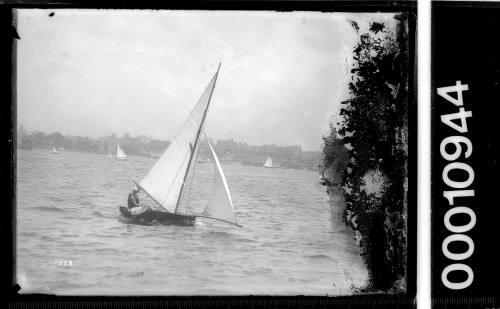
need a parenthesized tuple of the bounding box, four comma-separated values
(321, 14, 409, 292)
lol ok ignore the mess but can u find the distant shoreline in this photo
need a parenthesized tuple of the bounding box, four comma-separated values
(17, 130, 322, 172)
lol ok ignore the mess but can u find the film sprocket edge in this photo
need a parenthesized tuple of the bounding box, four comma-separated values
(432, 2, 500, 305)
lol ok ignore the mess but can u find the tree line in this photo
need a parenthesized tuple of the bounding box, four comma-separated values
(18, 130, 321, 170)
(18, 130, 169, 156)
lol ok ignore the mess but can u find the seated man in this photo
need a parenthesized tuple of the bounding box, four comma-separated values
(128, 187, 153, 216)
(128, 187, 141, 209)
(128, 187, 146, 215)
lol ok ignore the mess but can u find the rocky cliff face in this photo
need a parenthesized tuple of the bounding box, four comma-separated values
(321, 14, 409, 292)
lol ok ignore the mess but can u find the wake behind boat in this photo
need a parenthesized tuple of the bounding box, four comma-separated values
(119, 64, 240, 227)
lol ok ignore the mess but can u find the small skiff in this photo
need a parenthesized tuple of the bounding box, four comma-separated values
(119, 64, 240, 227)
(119, 206, 195, 225)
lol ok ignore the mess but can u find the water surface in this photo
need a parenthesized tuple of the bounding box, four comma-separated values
(16, 149, 367, 295)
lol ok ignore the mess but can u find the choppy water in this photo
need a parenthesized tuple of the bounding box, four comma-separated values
(16, 149, 367, 295)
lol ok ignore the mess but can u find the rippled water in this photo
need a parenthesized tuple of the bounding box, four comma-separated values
(16, 149, 367, 295)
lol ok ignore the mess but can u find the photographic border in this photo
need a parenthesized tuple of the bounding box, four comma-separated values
(2, 1, 417, 308)
(431, 1, 500, 307)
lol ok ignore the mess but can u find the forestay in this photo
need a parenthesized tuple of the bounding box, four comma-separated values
(138, 69, 219, 213)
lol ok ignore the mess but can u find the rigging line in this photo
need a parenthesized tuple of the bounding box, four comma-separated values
(196, 215, 242, 228)
(131, 179, 167, 212)
(185, 142, 199, 215)
(182, 110, 204, 215)
(184, 121, 207, 214)
(161, 145, 191, 209)
(176, 140, 196, 214)
(174, 63, 221, 214)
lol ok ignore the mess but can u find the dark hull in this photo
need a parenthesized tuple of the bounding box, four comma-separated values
(119, 206, 196, 226)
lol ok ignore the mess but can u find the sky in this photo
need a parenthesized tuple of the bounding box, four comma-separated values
(16, 9, 397, 151)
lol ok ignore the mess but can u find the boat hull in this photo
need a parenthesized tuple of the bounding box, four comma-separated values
(119, 206, 195, 226)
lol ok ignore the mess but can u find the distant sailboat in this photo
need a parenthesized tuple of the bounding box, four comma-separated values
(116, 144, 128, 161)
(119, 64, 240, 227)
(51, 146, 59, 154)
(264, 156, 278, 168)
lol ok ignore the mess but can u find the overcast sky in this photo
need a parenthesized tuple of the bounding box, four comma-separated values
(17, 10, 397, 151)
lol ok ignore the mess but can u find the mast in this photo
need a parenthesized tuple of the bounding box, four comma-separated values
(174, 63, 221, 213)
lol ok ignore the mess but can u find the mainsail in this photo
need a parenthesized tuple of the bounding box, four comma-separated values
(138, 65, 220, 214)
(52, 146, 59, 154)
(264, 157, 273, 168)
(116, 144, 128, 160)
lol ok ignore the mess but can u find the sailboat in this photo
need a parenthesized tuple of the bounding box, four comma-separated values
(51, 146, 59, 154)
(118, 64, 240, 227)
(116, 144, 128, 161)
(264, 156, 278, 168)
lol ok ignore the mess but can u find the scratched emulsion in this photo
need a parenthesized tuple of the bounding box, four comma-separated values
(16, 149, 367, 295)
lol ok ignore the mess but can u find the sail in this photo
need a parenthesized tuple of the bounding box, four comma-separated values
(175, 136, 201, 215)
(116, 144, 128, 160)
(52, 146, 58, 154)
(264, 157, 273, 168)
(138, 68, 220, 213)
(202, 139, 239, 226)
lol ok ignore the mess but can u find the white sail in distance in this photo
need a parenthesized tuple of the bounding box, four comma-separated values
(52, 146, 58, 154)
(264, 157, 273, 168)
(138, 66, 220, 213)
(116, 144, 128, 160)
(200, 138, 239, 226)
